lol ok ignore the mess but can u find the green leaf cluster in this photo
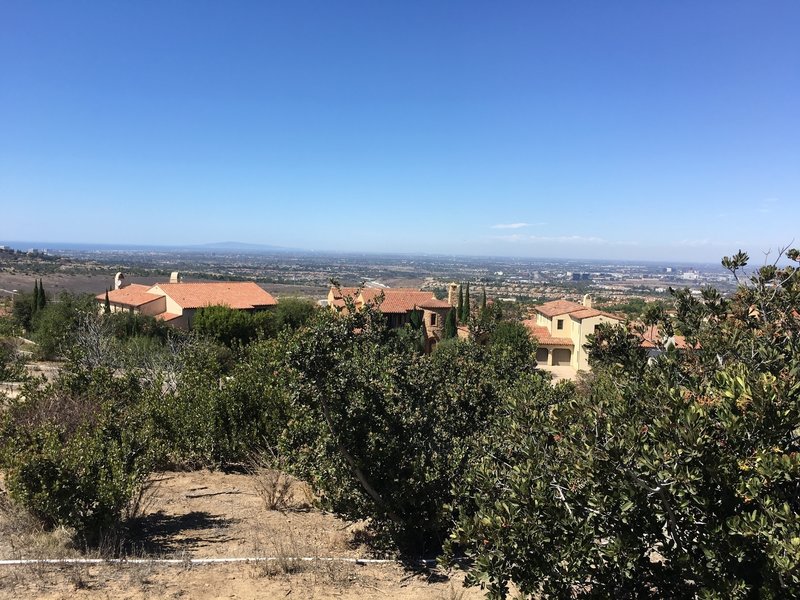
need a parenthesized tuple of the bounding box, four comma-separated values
(0, 368, 156, 539)
(446, 248, 800, 598)
(278, 303, 537, 554)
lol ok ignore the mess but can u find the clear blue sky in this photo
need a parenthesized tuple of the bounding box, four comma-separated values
(1, 1, 798, 261)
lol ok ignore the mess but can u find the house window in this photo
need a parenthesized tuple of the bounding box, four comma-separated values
(430, 313, 437, 326)
(557, 319, 564, 330)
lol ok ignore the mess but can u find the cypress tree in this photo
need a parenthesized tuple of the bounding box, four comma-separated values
(463, 282, 471, 322)
(444, 308, 457, 339)
(481, 287, 487, 311)
(38, 279, 46, 310)
(457, 285, 464, 323)
(104, 289, 111, 314)
(31, 280, 40, 317)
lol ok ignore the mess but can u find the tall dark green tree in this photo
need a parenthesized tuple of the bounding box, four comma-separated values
(444, 308, 457, 339)
(457, 285, 464, 323)
(31, 281, 40, 318)
(104, 290, 111, 315)
(462, 282, 471, 322)
(37, 279, 46, 310)
(481, 287, 487, 311)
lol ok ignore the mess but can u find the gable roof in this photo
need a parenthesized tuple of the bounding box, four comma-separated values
(329, 287, 362, 309)
(98, 284, 162, 307)
(154, 282, 277, 310)
(328, 286, 452, 314)
(536, 300, 622, 322)
(362, 288, 451, 313)
(535, 299, 586, 318)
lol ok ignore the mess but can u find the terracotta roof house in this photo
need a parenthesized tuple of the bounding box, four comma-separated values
(523, 295, 623, 371)
(639, 324, 689, 360)
(327, 286, 453, 351)
(97, 273, 277, 329)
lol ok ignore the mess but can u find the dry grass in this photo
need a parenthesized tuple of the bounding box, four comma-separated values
(0, 486, 77, 561)
(0, 469, 487, 599)
(251, 520, 309, 577)
(251, 465, 293, 512)
(248, 452, 314, 512)
(249, 515, 359, 588)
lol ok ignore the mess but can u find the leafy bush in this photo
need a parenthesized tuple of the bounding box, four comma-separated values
(193, 305, 259, 347)
(280, 303, 535, 554)
(140, 338, 227, 467)
(0, 368, 155, 539)
(104, 311, 171, 342)
(0, 338, 26, 381)
(446, 249, 800, 598)
(193, 300, 316, 348)
(273, 297, 316, 331)
(31, 292, 96, 359)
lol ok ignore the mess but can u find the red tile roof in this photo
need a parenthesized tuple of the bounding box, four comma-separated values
(639, 325, 688, 349)
(330, 287, 360, 300)
(98, 284, 162, 307)
(536, 300, 622, 322)
(535, 300, 586, 318)
(364, 289, 450, 313)
(522, 320, 574, 346)
(416, 298, 453, 310)
(155, 312, 181, 322)
(329, 286, 452, 314)
(155, 282, 277, 310)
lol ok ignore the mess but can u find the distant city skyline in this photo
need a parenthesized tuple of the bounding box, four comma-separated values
(2, 1, 797, 262)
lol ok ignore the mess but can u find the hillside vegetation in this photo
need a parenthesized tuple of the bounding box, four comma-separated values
(0, 249, 798, 599)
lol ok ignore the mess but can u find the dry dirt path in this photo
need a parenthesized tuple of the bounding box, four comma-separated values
(0, 470, 484, 600)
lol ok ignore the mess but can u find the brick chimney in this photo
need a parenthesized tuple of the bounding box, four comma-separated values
(447, 282, 459, 307)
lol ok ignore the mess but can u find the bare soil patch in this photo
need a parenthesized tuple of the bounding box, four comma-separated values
(0, 470, 482, 599)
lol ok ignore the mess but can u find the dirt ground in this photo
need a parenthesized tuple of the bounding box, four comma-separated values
(0, 470, 484, 600)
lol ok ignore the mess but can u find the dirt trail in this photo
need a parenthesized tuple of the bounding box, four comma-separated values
(0, 470, 483, 599)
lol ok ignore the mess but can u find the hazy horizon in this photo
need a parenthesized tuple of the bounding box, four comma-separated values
(0, 238, 754, 268)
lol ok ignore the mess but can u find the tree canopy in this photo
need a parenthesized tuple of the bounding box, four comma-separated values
(446, 248, 800, 599)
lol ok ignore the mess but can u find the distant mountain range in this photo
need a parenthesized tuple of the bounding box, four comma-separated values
(0, 240, 305, 253)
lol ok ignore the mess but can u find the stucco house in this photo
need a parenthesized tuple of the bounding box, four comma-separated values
(639, 324, 689, 360)
(98, 273, 277, 329)
(523, 296, 623, 371)
(328, 286, 453, 350)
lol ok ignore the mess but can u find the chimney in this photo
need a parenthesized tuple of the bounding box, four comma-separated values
(447, 282, 459, 307)
(170, 271, 182, 284)
(114, 272, 125, 290)
(582, 294, 592, 308)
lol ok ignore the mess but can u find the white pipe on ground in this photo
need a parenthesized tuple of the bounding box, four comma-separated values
(0, 557, 440, 567)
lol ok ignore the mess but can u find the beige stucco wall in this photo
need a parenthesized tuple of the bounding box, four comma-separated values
(327, 288, 339, 308)
(537, 311, 574, 337)
(424, 307, 450, 340)
(138, 296, 167, 317)
(571, 314, 621, 370)
(149, 285, 186, 317)
(551, 314, 573, 337)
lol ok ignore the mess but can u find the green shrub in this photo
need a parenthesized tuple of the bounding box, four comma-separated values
(0, 368, 155, 539)
(279, 304, 534, 555)
(31, 292, 96, 359)
(446, 249, 800, 599)
(0, 338, 26, 381)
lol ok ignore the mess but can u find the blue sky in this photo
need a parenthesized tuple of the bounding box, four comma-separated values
(1, 1, 797, 261)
